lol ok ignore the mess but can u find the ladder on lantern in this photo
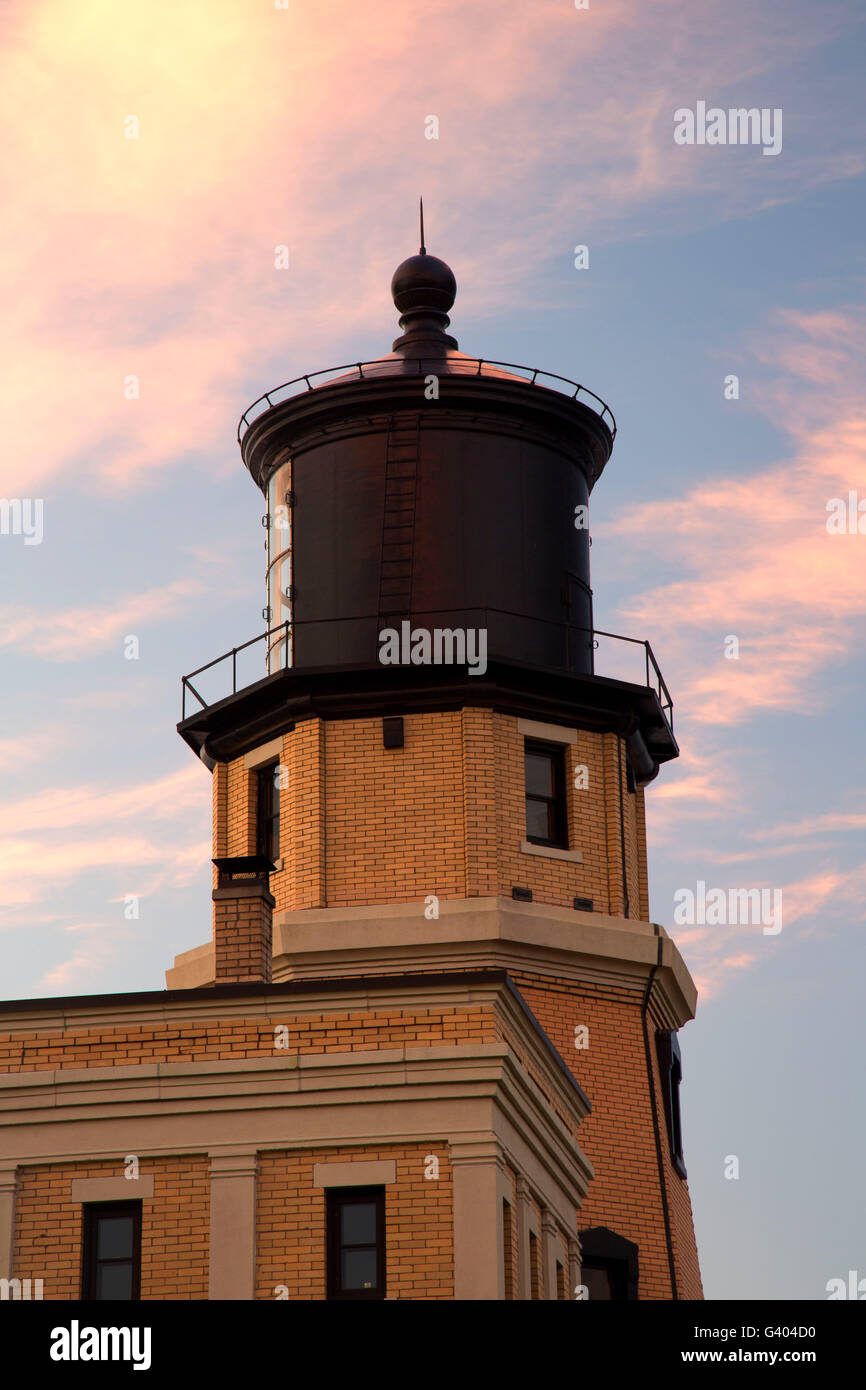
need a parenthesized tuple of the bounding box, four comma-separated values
(377, 415, 421, 632)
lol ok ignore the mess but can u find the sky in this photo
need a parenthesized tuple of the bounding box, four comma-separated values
(1, 0, 864, 1301)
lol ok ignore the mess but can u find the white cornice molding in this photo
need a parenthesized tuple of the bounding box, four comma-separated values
(0, 1043, 590, 1223)
(270, 897, 697, 1026)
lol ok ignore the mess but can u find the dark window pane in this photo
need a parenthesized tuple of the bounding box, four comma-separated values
(270, 768, 280, 858)
(257, 766, 280, 861)
(583, 1264, 613, 1300)
(341, 1202, 376, 1246)
(96, 1216, 134, 1261)
(524, 741, 567, 848)
(342, 1248, 377, 1290)
(525, 751, 554, 797)
(525, 799, 550, 841)
(326, 1186, 385, 1300)
(97, 1262, 134, 1300)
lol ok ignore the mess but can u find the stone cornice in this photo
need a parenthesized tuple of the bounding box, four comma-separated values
(268, 897, 698, 1029)
(0, 1040, 591, 1221)
(0, 967, 520, 1029)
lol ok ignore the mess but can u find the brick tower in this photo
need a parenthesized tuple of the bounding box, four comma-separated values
(167, 235, 703, 1300)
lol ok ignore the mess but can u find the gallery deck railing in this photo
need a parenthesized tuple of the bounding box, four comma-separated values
(237, 357, 616, 443)
(181, 607, 671, 733)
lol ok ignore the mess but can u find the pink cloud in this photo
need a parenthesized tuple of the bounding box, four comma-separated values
(645, 745, 737, 847)
(0, 765, 211, 911)
(0, 837, 167, 905)
(0, 766, 205, 836)
(0, 732, 62, 773)
(750, 809, 866, 844)
(604, 308, 866, 728)
(666, 857, 866, 1000)
(0, 0, 852, 498)
(39, 930, 131, 994)
(0, 580, 207, 659)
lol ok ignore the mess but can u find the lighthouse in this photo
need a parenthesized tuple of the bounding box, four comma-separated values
(0, 230, 702, 1303)
(170, 231, 702, 1299)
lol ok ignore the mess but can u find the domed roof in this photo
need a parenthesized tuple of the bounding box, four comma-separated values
(238, 205, 616, 451)
(390, 252, 457, 320)
(326, 208, 528, 387)
(326, 349, 526, 385)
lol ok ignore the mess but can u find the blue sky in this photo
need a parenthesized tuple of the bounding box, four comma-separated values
(1, 0, 864, 1300)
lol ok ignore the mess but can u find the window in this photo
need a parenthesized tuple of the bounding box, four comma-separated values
(502, 1199, 514, 1300)
(82, 1203, 141, 1301)
(326, 1187, 385, 1300)
(656, 1030, 687, 1177)
(529, 1230, 541, 1299)
(579, 1227, 639, 1301)
(556, 1260, 567, 1300)
(256, 763, 280, 862)
(582, 1261, 626, 1300)
(524, 740, 567, 848)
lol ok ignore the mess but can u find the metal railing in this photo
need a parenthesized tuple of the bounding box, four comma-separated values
(237, 357, 616, 444)
(181, 607, 671, 732)
(590, 626, 673, 732)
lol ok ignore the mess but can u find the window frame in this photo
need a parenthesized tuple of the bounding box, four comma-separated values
(579, 1226, 639, 1301)
(529, 1228, 541, 1299)
(255, 762, 281, 863)
(81, 1201, 142, 1302)
(581, 1257, 629, 1301)
(325, 1186, 386, 1301)
(502, 1198, 514, 1300)
(656, 1029, 687, 1178)
(523, 738, 568, 850)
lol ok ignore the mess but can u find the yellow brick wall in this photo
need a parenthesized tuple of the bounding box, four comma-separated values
(213, 890, 273, 982)
(0, 1005, 498, 1071)
(256, 1143, 453, 1300)
(2, 1006, 493, 1301)
(215, 710, 650, 919)
(510, 971, 703, 1300)
(11, 1145, 454, 1302)
(325, 714, 465, 907)
(12, 1156, 209, 1300)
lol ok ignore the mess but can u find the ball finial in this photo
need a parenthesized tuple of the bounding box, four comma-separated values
(390, 253, 457, 320)
(390, 201, 457, 350)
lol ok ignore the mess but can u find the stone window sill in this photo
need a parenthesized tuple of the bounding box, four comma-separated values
(520, 840, 583, 863)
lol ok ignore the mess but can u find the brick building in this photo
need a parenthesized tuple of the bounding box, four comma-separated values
(0, 240, 702, 1301)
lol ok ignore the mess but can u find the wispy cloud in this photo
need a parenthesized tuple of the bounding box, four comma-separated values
(39, 928, 133, 994)
(0, 580, 206, 660)
(0, 766, 204, 835)
(604, 307, 866, 729)
(0, 765, 210, 909)
(0, 0, 856, 498)
(755, 810, 866, 841)
(0, 732, 63, 774)
(666, 856, 866, 1000)
(645, 745, 736, 842)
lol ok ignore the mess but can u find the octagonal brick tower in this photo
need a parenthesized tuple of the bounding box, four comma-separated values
(174, 238, 703, 1300)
